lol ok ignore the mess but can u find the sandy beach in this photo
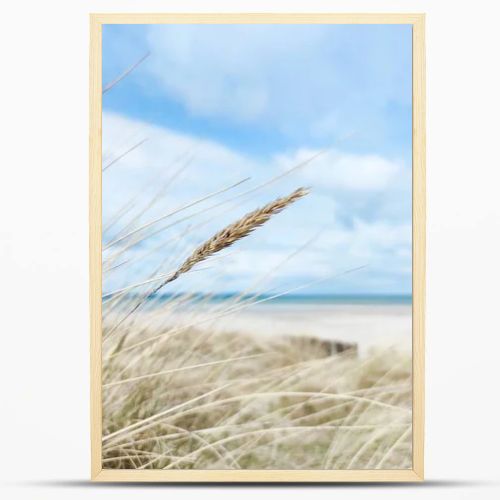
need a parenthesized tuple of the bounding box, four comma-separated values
(119, 299, 413, 356)
(206, 302, 412, 355)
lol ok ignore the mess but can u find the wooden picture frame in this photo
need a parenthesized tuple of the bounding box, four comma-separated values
(90, 13, 425, 482)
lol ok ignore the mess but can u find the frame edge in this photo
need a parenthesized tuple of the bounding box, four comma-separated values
(89, 12, 426, 25)
(411, 12, 426, 480)
(89, 13, 103, 481)
(89, 12, 426, 482)
(93, 469, 423, 483)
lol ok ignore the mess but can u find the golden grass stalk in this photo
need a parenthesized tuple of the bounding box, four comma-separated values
(104, 187, 309, 339)
(165, 187, 310, 284)
(140, 187, 310, 296)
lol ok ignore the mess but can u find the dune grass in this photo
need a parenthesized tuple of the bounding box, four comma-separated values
(101, 146, 412, 470)
(102, 320, 412, 470)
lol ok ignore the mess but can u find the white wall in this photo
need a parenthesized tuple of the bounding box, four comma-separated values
(1, 1, 499, 499)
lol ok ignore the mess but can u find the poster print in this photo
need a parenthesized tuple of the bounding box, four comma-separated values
(90, 14, 425, 482)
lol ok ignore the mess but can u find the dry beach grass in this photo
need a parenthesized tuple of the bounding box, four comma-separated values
(102, 323, 411, 469)
(101, 180, 412, 470)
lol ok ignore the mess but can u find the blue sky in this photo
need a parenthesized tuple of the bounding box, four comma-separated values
(102, 23, 413, 296)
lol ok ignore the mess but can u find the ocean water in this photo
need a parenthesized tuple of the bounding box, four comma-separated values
(150, 293, 412, 306)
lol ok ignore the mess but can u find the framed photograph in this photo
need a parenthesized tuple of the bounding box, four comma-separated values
(90, 13, 425, 482)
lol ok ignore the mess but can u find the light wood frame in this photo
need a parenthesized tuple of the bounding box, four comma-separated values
(90, 13, 425, 482)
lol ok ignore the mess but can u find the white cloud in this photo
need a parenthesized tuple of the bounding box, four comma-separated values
(144, 24, 412, 147)
(102, 111, 260, 221)
(275, 148, 404, 192)
(102, 111, 412, 294)
(146, 24, 319, 123)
